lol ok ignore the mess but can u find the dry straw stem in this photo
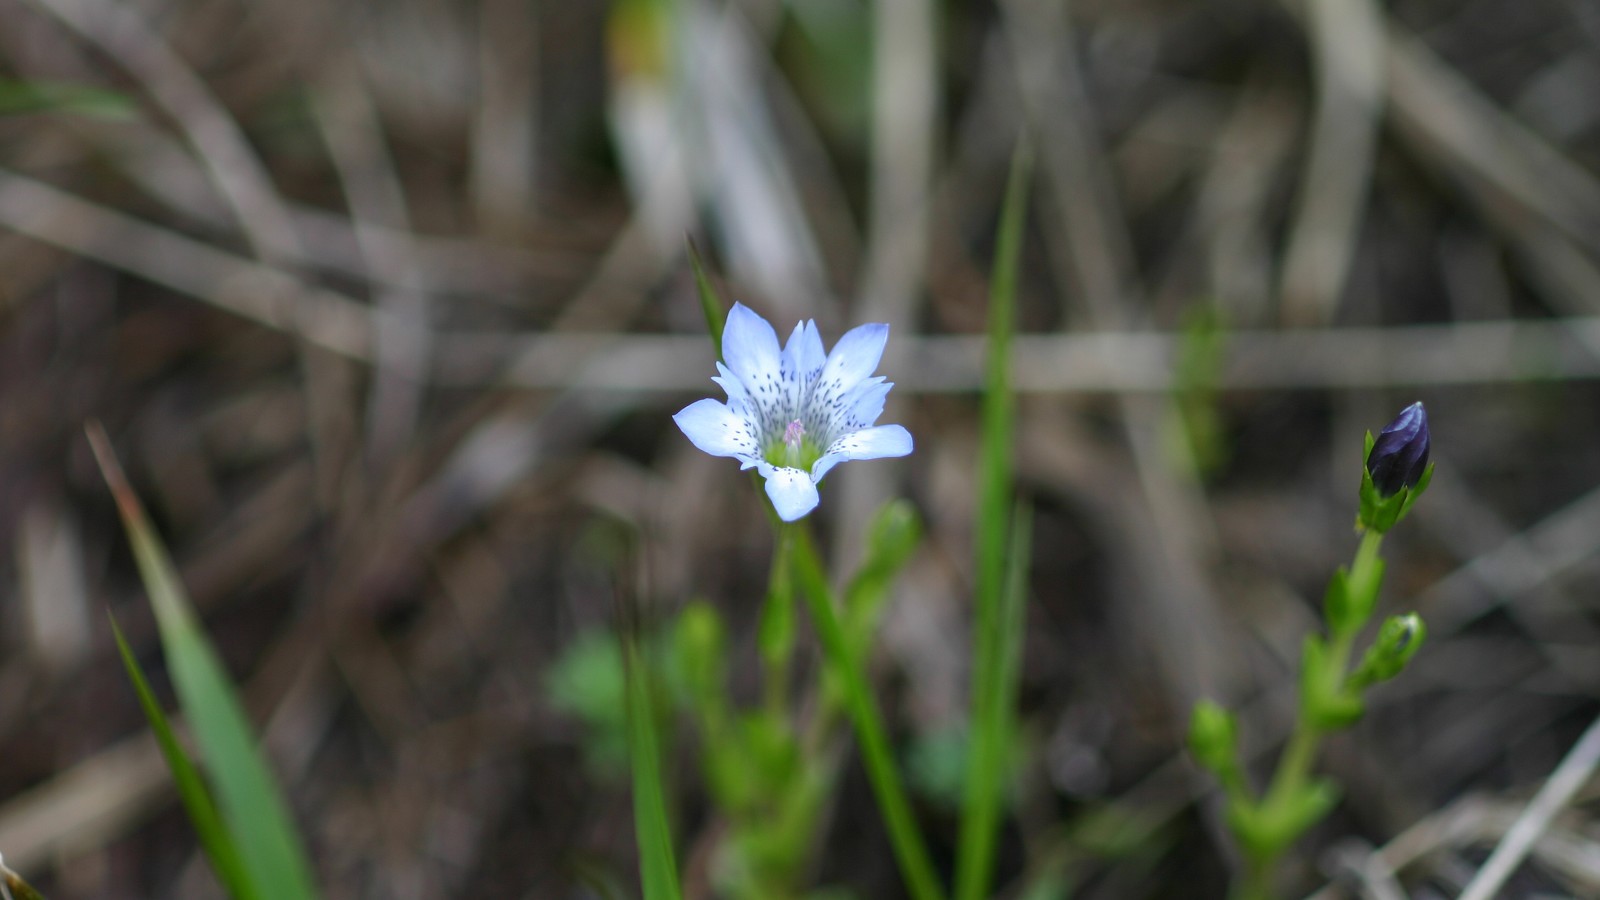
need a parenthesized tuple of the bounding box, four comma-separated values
(1276, 0, 1383, 326)
(831, 0, 937, 557)
(0, 735, 169, 875)
(17, 168, 1600, 396)
(26, 0, 302, 264)
(1457, 712, 1600, 900)
(310, 59, 433, 461)
(470, 0, 539, 235)
(1307, 794, 1600, 898)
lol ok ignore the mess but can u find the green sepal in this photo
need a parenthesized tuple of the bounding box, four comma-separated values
(1396, 462, 1435, 522)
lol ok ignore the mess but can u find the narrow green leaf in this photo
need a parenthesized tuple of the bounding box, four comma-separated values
(958, 502, 1033, 900)
(623, 632, 684, 900)
(0, 79, 138, 119)
(88, 424, 319, 900)
(687, 238, 727, 361)
(976, 140, 1032, 605)
(109, 615, 259, 900)
(957, 139, 1033, 900)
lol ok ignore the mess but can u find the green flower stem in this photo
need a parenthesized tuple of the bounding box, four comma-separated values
(788, 523, 947, 900)
(761, 528, 797, 717)
(1344, 530, 1384, 636)
(1238, 530, 1385, 900)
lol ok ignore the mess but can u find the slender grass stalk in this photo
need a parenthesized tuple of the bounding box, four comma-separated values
(789, 525, 946, 900)
(623, 632, 685, 900)
(956, 139, 1033, 900)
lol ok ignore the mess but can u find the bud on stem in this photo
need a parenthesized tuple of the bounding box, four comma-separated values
(1349, 613, 1427, 689)
(1358, 403, 1435, 534)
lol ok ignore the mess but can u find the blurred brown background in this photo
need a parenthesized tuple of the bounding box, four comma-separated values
(2, 0, 1600, 896)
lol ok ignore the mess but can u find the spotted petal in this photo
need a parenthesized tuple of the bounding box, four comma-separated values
(722, 303, 791, 436)
(808, 323, 889, 438)
(673, 398, 762, 464)
(819, 322, 888, 392)
(783, 320, 825, 412)
(759, 463, 821, 521)
(825, 376, 892, 441)
(810, 424, 913, 482)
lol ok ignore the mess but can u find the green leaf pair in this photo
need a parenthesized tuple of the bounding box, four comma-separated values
(89, 424, 318, 900)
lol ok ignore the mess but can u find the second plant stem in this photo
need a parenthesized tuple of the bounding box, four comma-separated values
(788, 523, 946, 900)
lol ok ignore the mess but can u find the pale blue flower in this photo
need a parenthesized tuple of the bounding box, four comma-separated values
(674, 303, 914, 521)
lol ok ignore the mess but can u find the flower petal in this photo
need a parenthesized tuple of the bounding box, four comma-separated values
(673, 398, 762, 462)
(759, 463, 820, 521)
(827, 320, 889, 379)
(786, 320, 826, 381)
(807, 322, 889, 439)
(810, 423, 913, 482)
(783, 320, 826, 412)
(722, 303, 789, 436)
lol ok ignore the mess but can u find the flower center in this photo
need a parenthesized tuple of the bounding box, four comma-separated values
(766, 418, 819, 470)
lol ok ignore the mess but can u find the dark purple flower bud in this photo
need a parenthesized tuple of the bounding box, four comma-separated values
(1366, 402, 1430, 497)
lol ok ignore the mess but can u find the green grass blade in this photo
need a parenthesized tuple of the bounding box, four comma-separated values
(88, 424, 319, 900)
(0, 79, 138, 119)
(623, 632, 684, 900)
(686, 237, 727, 360)
(959, 502, 1033, 900)
(957, 140, 1033, 900)
(790, 525, 946, 900)
(109, 615, 260, 900)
